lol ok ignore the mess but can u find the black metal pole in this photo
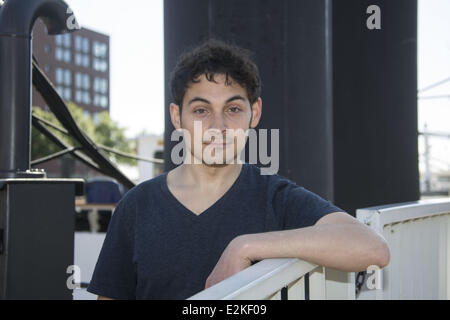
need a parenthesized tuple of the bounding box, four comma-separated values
(0, 0, 80, 178)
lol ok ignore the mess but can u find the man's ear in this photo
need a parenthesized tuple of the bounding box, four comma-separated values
(169, 103, 183, 130)
(249, 97, 262, 129)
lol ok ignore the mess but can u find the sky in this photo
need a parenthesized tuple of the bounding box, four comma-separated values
(66, 0, 165, 138)
(418, 0, 450, 175)
(65, 0, 450, 175)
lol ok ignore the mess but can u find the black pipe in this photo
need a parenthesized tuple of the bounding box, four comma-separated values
(0, 0, 80, 178)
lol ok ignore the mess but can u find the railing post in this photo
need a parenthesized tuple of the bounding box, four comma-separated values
(325, 268, 356, 299)
(287, 277, 306, 300)
(309, 266, 327, 299)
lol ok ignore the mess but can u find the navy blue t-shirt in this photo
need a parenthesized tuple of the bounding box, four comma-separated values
(87, 163, 344, 300)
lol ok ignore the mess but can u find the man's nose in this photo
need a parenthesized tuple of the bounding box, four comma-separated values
(209, 112, 227, 132)
(204, 113, 227, 142)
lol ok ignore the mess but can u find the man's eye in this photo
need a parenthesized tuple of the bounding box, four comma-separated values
(194, 109, 206, 114)
(229, 106, 241, 113)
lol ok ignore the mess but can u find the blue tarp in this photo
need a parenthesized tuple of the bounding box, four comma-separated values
(85, 179, 123, 204)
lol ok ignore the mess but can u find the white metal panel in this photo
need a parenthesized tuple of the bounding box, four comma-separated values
(325, 268, 356, 299)
(357, 198, 450, 300)
(309, 266, 326, 300)
(287, 277, 305, 299)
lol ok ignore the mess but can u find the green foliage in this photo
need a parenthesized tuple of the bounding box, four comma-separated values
(31, 103, 136, 166)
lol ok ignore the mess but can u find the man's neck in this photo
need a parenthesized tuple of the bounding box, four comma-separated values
(172, 162, 243, 191)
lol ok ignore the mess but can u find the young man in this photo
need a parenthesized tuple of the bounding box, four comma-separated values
(87, 39, 390, 300)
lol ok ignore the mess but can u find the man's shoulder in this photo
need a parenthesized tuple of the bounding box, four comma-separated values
(118, 173, 165, 205)
(245, 163, 297, 186)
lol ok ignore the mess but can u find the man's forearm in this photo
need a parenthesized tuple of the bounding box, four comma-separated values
(235, 222, 390, 272)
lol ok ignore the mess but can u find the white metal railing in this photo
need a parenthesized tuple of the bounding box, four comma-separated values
(356, 197, 450, 300)
(188, 258, 355, 300)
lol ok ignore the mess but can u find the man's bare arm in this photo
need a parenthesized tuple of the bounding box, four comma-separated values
(205, 211, 390, 288)
(97, 296, 114, 300)
(243, 211, 390, 270)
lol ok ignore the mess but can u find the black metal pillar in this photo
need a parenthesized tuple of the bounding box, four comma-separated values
(332, 0, 420, 214)
(164, 0, 335, 200)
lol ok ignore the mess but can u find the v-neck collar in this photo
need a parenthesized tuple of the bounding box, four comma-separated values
(160, 163, 248, 220)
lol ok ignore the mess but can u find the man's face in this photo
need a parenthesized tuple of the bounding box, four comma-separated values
(170, 73, 262, 166)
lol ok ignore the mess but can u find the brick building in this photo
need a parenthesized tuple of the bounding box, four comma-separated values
(32, 19, 110, 118)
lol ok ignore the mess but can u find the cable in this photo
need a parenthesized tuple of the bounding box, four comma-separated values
(96, 144, 164, 164)
(31, 146, 82, 166)
(33, 113, 164, 164)
(419, 77, 450, 93)
(32, 115, 104, 173)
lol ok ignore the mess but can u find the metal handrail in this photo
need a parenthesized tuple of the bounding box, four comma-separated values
(188, 258, 317, 300)
(357, 198, 450, 233)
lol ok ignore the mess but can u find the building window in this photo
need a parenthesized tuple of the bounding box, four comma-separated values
(75, 90, 82, 103)
(55, 34, 71, 63)
(75, 53, 82, 66)
(83, 55, 90, 67)
(93, 41, 107, 58)
(74, 72, 91, 105)
(55, 34, 63, 46)
(83, 75, 90, 90)
(64, 88, 72, 100)
(93, 41, 108, 72)
(55, 47, 63, 61)
(94, 77, 108, 94)
(75, 53, 90, 67)
(83, 38, 90, 54)
(75, 35, 82, 51)
(64, 69, 72, 86)
(63, 34, 71, 48)
(94, 94, 108, 108)
(56, 68, 63, 84)
(75, 72, 90, 90)
(93, 59, 108, 72)
(55, 68, 72, 101)
(83, 91, 91, 104)
(75, 36, 91, 68)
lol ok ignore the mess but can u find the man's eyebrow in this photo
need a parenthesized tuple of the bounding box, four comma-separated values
(225, 95, 247, 104)
(187, 97, 211, 106)
(187, 95, 247, 106)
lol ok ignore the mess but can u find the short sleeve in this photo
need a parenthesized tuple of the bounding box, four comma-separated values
(272, 178, 345, 230)
(86, 196, 137, 299)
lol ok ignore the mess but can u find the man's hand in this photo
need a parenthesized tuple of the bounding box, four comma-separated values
(205, 236, 252, 289)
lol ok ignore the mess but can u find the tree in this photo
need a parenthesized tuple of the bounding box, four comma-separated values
(31, 102, 137, 166)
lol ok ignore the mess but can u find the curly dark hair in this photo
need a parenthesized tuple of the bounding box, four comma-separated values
(169, 39, 261, 113)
